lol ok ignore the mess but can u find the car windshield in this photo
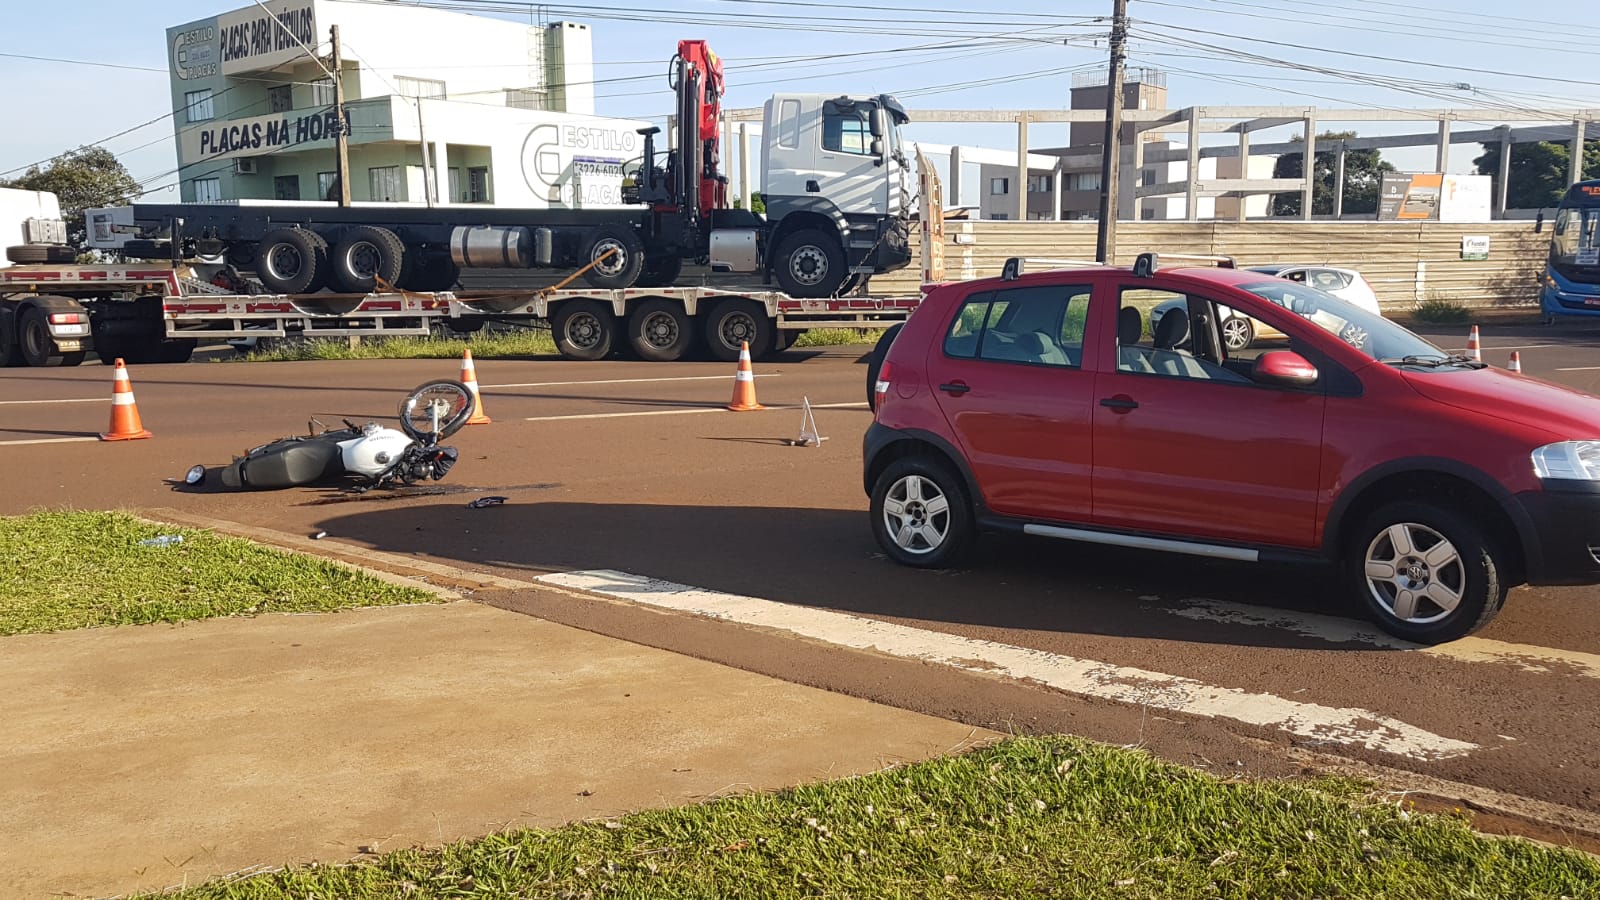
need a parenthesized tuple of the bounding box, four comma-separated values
(1236, 280, 1449, 364)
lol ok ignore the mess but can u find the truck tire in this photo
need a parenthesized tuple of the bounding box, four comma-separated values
(329, 226, 407, 294)
(772, 228, 846, 299)
(404, 252, 461, 293)
(627, 298, 694, 362)
(257, 228, 328, 294)
(581, 224, 645, 290)
(7, 244, 77, 264)
(0, 312, 20, 367)
(635, 254, 684, 288)
(121, 239, 173, 261)
(551, 298, 615, 361)
(18, 308, 65, 367)
(702, 298, 773, 363)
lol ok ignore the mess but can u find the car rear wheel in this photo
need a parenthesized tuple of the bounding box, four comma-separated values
(1220, 315, 1254, 351)
(1347, 500, 1506, 643)
(870, 456, 975, 568)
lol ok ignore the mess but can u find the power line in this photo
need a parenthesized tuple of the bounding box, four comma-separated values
(0, 50, 166, 73)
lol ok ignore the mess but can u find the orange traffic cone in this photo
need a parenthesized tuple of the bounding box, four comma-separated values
(1508, 351, 1522, 374)
(100, 358, 152, 441)
(459, 348, 491, 425)
(726, 341, 765, 411)
(1466, 325, 1482, 362)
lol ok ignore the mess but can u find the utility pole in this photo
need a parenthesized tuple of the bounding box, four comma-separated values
(330, 24, 352, 207)
(1095, 0, 1129, 264)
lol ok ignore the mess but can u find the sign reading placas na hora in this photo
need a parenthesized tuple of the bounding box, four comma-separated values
(179, 107, 349, 164)
(216, 1, 317, 75)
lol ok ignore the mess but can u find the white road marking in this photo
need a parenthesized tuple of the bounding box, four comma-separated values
(0, 436, 99, 446)
(537, 569, 1479, 761)
(526, 401, 867, 422)
(1555, 366, 1600, 372)
(1162, 598, 1600, 679)
(1443, 344, 1558, 352)
(0, 398, 103, 405)
(487, 374, 779, 389)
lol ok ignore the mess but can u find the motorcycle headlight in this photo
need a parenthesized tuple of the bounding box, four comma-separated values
(1531, 441, 1600, 480)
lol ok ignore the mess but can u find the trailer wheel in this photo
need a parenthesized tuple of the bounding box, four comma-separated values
(552, 299, 615, 361)
(772, 228, 846, 299)
(703, 298, 774, 363)
(581, 224, 645, 290)
(635, 254, 684, 288)
(258, 228, 329, 294)
(225, 242, 258, 268)
(330, 226, 407, 293)
(627, 298, 694, 362)
(18, 308, 65, 367)
(6, 244, 77, 265)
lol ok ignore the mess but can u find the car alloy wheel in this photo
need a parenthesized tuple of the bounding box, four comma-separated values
(1221, 315, 1254, 351)
(1363, 521, 1463, 625)
(882, 473, 952, 555)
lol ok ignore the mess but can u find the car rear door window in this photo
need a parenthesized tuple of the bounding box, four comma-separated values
(944, 286, 1090, 367)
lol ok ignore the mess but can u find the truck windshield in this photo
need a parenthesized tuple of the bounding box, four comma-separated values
(1237, 280, 1445, 363)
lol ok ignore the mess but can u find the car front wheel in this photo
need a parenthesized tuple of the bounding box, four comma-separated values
(1347, 500, 1507, 643)
(1220, 314, 1255, 351)
(870, 456, 975, 568)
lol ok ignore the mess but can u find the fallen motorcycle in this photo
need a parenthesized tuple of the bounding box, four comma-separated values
(191, 380, 472, 491)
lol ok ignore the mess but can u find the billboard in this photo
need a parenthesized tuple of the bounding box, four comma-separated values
(170, 1, 317, 82)
(1378, 173, 1491, 223)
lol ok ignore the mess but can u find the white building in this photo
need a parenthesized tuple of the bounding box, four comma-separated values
(166, 0, 641, 207)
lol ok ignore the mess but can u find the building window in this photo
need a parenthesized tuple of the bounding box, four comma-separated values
(990, 177, 1009, 195)
(273, 175, 300, 201)
(369, 166, 402, 201)
(396, 76, 447, 99)
(991, 212, 1009, 221)
(448, 168, 463, 202)
(192, 177, 222, 203)
(1068, 172, 1101, 192)
(317, 171, 337, 200)
(467, 167, 489, 203)
(184, 89, 214, 123)
(1141, 168, 1159, 187)
(311, 78, 336, 107)
(507, 89, 547, 111)
(1028, 175, 1053, 193)
(268, 85, 294, 113)
(822, 108, 871, 155)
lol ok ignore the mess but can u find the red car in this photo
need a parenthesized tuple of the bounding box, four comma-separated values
(864, 253, 1600, 644)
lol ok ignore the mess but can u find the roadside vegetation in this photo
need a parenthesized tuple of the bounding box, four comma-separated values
(230, 327, 885, 362)
(1412, 293, 1473, 325)
(151, 736, 1599, 899)
(0, 510, 436, 635)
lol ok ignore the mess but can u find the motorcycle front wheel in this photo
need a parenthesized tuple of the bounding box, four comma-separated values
(399, 379, 475, 441)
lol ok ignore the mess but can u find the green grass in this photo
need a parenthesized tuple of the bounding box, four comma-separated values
(0, 510, 437, 635)
(230, 327, 884, 362)
(1412, 295, 1473, 325)
(146, 736, 1600, 899)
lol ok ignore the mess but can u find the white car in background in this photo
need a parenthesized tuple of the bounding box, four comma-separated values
(1152, 264, 1382, 351)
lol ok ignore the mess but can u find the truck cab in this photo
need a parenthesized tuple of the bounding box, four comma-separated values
(760, 93, 912, 298)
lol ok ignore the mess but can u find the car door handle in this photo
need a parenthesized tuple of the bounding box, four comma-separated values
(1099, 396, 1138, 411)
(939, 382, 971, 395)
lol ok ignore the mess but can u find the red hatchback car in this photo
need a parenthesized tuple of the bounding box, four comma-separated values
(864, 252, 1600, 644)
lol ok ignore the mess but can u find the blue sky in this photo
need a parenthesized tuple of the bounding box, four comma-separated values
(2, 0, 1595, 202)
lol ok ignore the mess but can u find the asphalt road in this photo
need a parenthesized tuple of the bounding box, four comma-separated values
(5, 322, 1600, 841)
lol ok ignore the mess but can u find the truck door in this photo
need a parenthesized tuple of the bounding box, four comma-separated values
(815, 99, 888, 218)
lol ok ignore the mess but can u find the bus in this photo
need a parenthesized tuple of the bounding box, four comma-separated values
(1538, 179, 1600, 322)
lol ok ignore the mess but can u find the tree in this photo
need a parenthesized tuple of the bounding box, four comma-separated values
(1473, 140, 1600, 210)
(1271, 130, 1395, 217)
(0, 146, 140, 249)
(731, 191, 766, 214)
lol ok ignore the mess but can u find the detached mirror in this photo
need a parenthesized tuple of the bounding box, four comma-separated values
(1252, 351, 1319, 388)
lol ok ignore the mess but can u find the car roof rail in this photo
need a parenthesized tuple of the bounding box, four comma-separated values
(1132, 252, 1236, 277)
(1000, 256, 1105, 281)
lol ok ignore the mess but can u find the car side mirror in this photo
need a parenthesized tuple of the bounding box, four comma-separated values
(1535, 211, 1544, 234)
(1252, 351, 1318, 388)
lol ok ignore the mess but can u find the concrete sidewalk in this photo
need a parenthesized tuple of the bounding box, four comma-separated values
(0, 601, 994, 898)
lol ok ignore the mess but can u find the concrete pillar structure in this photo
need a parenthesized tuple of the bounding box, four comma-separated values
(1572, 120, 1589, 185)
(1333, 141, 1346, 220)
(1186, 108, 1200, 222)
(1495, 125, 1512, 218)
(1436, 119, 1451, 173)
(1302, 111, 1316, 221)
(1016, 114, 1029, 221)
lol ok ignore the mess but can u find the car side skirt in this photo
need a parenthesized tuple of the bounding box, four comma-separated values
(981, 515, 1325, 567)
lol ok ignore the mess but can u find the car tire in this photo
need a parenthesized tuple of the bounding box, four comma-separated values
(1220, 314, 1254, 351)
(866, 323, 903, 410)
(870, 455, 976, 568)
(702, 298, 773, 362)
(627, 298, 694, 362)
(581, 224, 645, 290)
(257, 228, 328, 294)
(772, 228, 846, 298)
(1346, 500, 1507, 644)
(329, 226, 407, 293)
(551, 298, 615, 360)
